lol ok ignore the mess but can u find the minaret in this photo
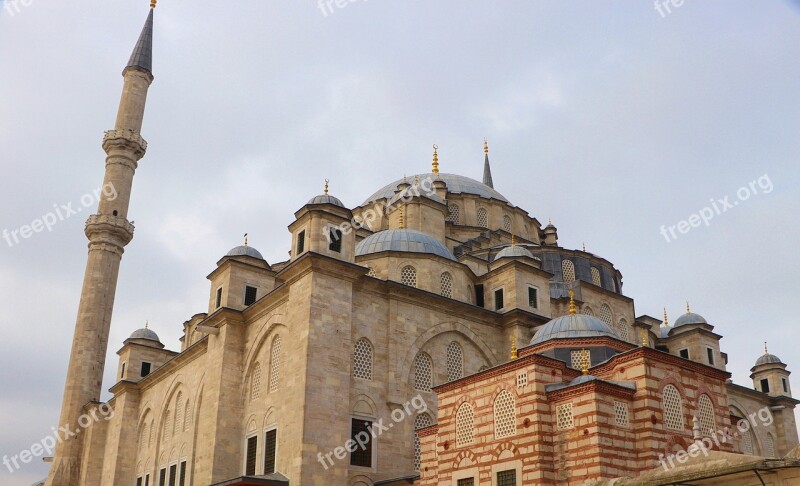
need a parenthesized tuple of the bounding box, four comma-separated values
(46, 6, 155, 486)
(483, 138, 494, 188)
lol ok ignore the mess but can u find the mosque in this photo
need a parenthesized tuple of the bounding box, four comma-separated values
(42, 4, 799, 486)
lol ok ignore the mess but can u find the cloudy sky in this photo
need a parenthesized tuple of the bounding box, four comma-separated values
(2, 0, 799, 483)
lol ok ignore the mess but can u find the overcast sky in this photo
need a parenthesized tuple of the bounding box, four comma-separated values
(2, 1, 799, 484)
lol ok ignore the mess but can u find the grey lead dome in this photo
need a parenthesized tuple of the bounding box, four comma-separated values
(356, 229, 457, 261)
(226, 245, 265, 260)
(756, 353, 784, 366)
(495, 245, 534, 260)
(674, 312, 708, 327)
(531, 313, 619, 345)
(129, 327, 160, 342)
(362, 173, 509, 205)
(307, 194, 345, 207)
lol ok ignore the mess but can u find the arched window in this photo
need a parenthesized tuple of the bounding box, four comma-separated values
(502, 215, 512, 232)
(413, 413, 433, 471)
(251, 363, 261, 401)
(599, 304, 613, 326)
(353, 338, 373, 380)
(140, 421, 149, 451)
(446, 204, 460, 223)
(162, 411, 171, 442)
(741, 426, 755, 455)
(269, 336, 282, 393)
(765, 433, 775, 458)
(582, 306, 594, 317)
(174, 392, 183, 435)
(476, 207, 488, 228)
(149, 419, 154, 446)
(440, 272, 453, 298)
(183, 400, 191, 432)
(455, 403, 474, 447)
(494, 390, 516, 439)
(562, 259, 576, 283)
(662, 385, 684, 431)
(400, 266, 417, 287)
(617, 318, 630, 341)
(591, 267, 601, 286)
(414, 352, 433, 392)
(446, 342, 463, 381)
(697, 394, 715, 436)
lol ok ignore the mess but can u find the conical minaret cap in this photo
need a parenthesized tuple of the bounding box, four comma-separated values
(126, 9, 154, 74)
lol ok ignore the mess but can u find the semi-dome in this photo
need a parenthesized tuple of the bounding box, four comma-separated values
(531, 313, 619, 346)
(674, 312, 708, 327)
(226, 245, 265, 260)
(363, 173, 509, 205)
(755, 353, 783, 366)
(355, 229, 457, 261)
(495, 245, 534, 260)
(308, 194, 345, 207)
(129, 327, 160, 342)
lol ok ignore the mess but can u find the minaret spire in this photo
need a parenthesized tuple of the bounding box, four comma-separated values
(483, 138, 494, 188)
(46, 8, 156, 486)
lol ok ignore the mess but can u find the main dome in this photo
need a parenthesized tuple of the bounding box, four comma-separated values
(355, 229, 457, 261)
(530, 313, 619, 345)
(362, 173, 509, 205)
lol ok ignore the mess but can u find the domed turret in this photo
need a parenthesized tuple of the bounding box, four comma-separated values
(129, 326, 160, 343)
(751, 342, 792, 398)
(308, 180, 345, 207)
(494, 236, 534, 260)
(226, 244, 265, 260)
(543, 219, 558, 246)
(531, 292, 619, 346)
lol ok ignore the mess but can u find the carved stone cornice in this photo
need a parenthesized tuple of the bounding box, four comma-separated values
(84, 214, 135, 249)
(102, 129, 147, 160)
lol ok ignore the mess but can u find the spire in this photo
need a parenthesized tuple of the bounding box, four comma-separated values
(431, 145, 439, 174)
(686, 301, 691, 315)
(568, 289, 577, 315)
(641, 329, 648, 347)
(511, 235, 516, 246)
(663, 308, 669, 327)
(145, 320, 149, 330)
(764, 342, 769, 355)
(324, 179, 329, 195)
(244, 233, 249, 246)
(399, 206, 405, 229)
(510, 337, 518, 360)
(483, 138, 494, 188)
(581, 349, 589, 375)
(126, 8, 154, 74)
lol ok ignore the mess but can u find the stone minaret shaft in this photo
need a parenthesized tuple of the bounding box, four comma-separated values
(46, 10, 154, 486)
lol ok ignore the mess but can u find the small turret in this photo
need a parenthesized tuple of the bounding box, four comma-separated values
(543, 219, 558, 246)
(751, 342, 792, 398)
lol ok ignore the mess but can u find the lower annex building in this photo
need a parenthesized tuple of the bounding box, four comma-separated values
(42, 5, 799, 486)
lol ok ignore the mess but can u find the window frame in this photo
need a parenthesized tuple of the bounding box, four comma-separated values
(243, 284, 258, 307)
(140, 361, 152, 378)
(349, 414, 376, 470)
(678, 348, 690, 359)
(215, 286, 223, 309)
(527, 285, 539, 309)
(761, 378, 770, 394)
(328, 226, 343, 253)
(296, 229, 306, 256)
(493, 287, 504, 311)
(178, 460, 187, 486)
(706, 346, 715, 365)
(263, 424, 278, 475)
(243, 433, 258, 476)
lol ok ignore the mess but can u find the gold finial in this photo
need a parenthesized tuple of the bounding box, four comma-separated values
(414, 175, 420, 186)
(581, 349, 589, 375)
(582, 242, 586, 252)
(484, 138, 489, 155)
(324, 179, 329, 195)
(399, 206, 405, 229)
(145, 320, 149, 329)
(686, 301, 691, 315)
(663, 307, 669, 327)
(150, 0, 157, 8)
(431, 144, 439, 174)
(511, 235, 516, 246)
(568, 289, 577, 315)
(244, 233, 248, 246)
(641, 329, 648, 347)
(764, 342, 769, 355)
(548, 217, 552, 225)
(510, 336, 518, 360)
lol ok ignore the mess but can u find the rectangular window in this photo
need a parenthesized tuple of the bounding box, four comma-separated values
(783, 378, 789, 393)
(145, 475, 150, 486)
(296, 230, 306, 255)
(706, 347, 715, 365)
(556, 403, 574, 430)
(570, 350, 591, 370)
(245, 435, 258, 475)
(328, 228, 342, 253)
(121, 362, 126, 379)
(614, 400, 629, 427)
(494, 288, 504, 310)
(168, 464, 177, 486)
(761, 378, 770, 394)
(475, 285, 485, 308)
(457, 479, 475, 486)
(137, 478, 143, 486)
(528, 286, 538, 309)
(141, 362, 151, 378)
(244, 285, 258, 306)
(350, 418, 373, 468)
(215, 287, 223, 309)
(264, 428, 277, 474)
(516, 371, 528, 388)
(679, 349, 689, 359)
(158, 468, 166, 486)
(179, 461, 187, 486)
(497, 469, 517, 486)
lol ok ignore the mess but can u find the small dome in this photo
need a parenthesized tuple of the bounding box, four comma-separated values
(308, 194, 345, 207)
(674, 312, 708, 327)
(570, 374, 598, 386)
(755, 353, 783, 366)
(226, 245, 265, 260)
(355, 229, 457, 261)
(129, 327, 160, 342)
(531, 313, 618, 346)
(495, 245, 534, 260)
